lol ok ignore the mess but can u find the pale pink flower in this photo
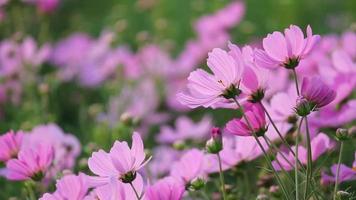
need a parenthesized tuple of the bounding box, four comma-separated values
(145, 176, 185, 200)
(254, 25, 320, 69)
(92, 174, 144, 200)
(0, 130, 24, 163)
(6, 144, 54, 181)
(88, 132, 150, 187)
(40, 173, 89, 200)
(225, 103, 267, 137)
(177, 48, 244, 108)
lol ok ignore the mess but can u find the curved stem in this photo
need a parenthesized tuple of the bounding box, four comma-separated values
(303, 116, 313, 200)
(233, 98, 291, 200)
(333, 142, 344, 200)
(129, 182, 141, 200)
(217, 152, 227, 200)
(295, 118, 304, 200)
(292, 69, 300, 96)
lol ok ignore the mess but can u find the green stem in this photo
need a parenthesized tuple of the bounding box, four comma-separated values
(292, 69, 300, 96)
(262, 135, 294, 182)
(333, 142, 344, 200)
(217, 152, 227, 200)
(233, 98, 291, 200)
(25, 181, 36, 200)
(295, 118, 304, 200)
(129, 182, 141, 200)
(303, 116, 313, 200)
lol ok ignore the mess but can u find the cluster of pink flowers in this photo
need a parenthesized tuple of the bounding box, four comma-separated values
(0, 124, 80, 182)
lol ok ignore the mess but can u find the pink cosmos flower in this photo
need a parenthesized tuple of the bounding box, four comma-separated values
(300, 76, 336, 109)
(272, 133, 335, 171)
(225, 103, 267, 137)
(170, 149, 206, 185)
(0, 130, 24, 163)
(157, 116, 212, 143)
(91, 173, 144, 200)
(177, 47, 244, 108)
(88, 132, 150, 187)
(229, 43, 269, 102)
(148, 146, 180, 180)
(40, 173, 89, 200)
(145, 176, 185, 200)
(254, 25, 320, 69)
(25, 124, 81, 171)
(6, 144, 54, 181)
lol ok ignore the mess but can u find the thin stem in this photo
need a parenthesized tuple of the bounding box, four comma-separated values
(233, 98, 291, 200)
(333, 142, 344, 200)
(129, 182, 141, 200)
(292, 69, 300, 96)
(262, 135, 294, 183)
(303, 116, 313, 200)
(295, 118, 304, 200)
(217, 153, 227, 200)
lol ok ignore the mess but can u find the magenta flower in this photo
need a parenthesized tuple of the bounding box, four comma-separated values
(6, 144, 54, 181)
(225, 104, 267, 137)
(254, 25, 320, 69)
(145, 177, 185, 200)
(0, 130, 23, 163)
(321, 152, 356, 185)
(170, 149, 206, 184)
(40, 173, 89, 200)
(300, 76, 336, 109)
(88, 132, 150, 187)
(177, 47, 244, 108)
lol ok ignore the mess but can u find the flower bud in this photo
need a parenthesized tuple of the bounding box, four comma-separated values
(173, 140, 186, 150)
(206, 127, 223, 154)
(189, 178, 205, 191)
(335, 128, 350, 141)
(295, 97, 313, 117)
(336, 191, 351, 200)
(249, 88, 265, 103)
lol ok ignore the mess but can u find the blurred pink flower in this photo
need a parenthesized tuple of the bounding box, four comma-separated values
(254, 25, 320, 69)
(25, 124, 81, 170)
(0, 130, 24, 163)
(321, 153, 356, 185)
(225, 103, 267, 137)
(145, 176, 185, 200)
(6, 144, 54, 181)
(177, 48, 244, 108)
(40, 173, 89, 200)
(170, 149, 206, 184)
(300, 76, 336, 109)
(272, 133, 335, 171)
(23, 0, 59, 13)
(157, 115, 212, 143)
